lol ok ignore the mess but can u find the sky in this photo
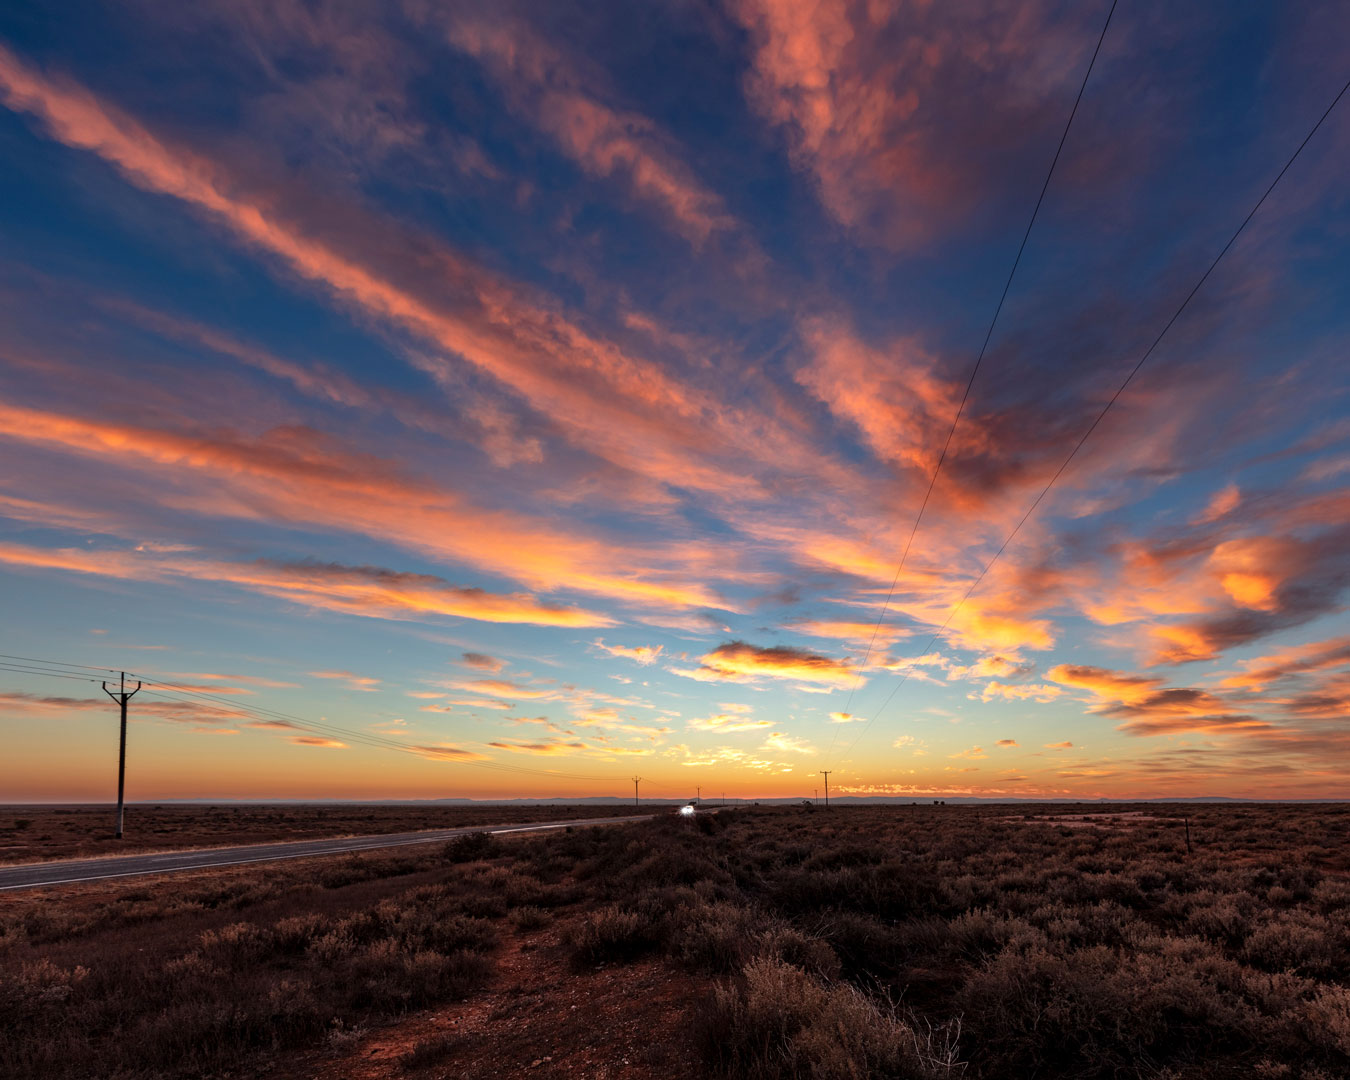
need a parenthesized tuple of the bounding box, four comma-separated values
(1, 0, 1349, 803)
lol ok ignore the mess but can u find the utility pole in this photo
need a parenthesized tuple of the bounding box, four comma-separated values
(819, 770, 831, 808)
(632, 776, 642, 808)
(101, 671, 141, 839)
(696, 785, 700, 805)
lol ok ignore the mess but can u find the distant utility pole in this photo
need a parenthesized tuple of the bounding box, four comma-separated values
(819, 771, 831, 808)
(101, 671, 141, 839)
(696, 785, 701, 805)
(632, 776, 642, 808)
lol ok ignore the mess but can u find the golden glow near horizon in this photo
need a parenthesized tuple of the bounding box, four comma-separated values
(3, 5, 1350, 801)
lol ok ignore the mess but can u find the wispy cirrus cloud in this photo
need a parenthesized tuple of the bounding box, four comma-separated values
(686, 709, 772, 733)
(730, 0, 1100, 246)
(289, 735, 347, 748)
(439, 12, 735, 247)
(309, 670, 381, 692)
(0, 400, 721, 611)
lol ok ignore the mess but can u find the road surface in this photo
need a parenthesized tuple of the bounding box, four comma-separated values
(0, 814, 654, 892)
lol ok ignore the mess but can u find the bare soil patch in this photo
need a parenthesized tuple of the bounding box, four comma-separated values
(287, 915, 702, 1080)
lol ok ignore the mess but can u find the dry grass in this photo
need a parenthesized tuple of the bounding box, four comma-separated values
(0, 802, 651, 864)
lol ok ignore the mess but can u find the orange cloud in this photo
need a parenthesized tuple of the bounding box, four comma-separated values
(594, 640, 664, 665)
(1220, 635, 1350, 691)
(687, 711, 773, 733)
(673, 640, 856, 687)
(795, 318, 962, 473)
(448, 678, 557, 701)
(0, 44, 841, 510)
(1047, 664, 1162, 703)
(419, 698, 514, 712)
(975, 681, 1061, 703)
(487, 739, 589, 756)
(1048, 663, 1276, 738)
(1192, 483, 1241, 524)
(289, 735, 347, 748)
(176, 672, 300, 689)
(730, 0, 1092, 245)
(945, 655, 1035, 680)
(0, 539, 617, 628)
(762, 732, 815, 755)
(996, 739, 1018, 748)
(408, 744, 490, 762)
(309, 670, 380, 692)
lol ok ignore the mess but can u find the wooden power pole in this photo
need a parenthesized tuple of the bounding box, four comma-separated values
(632, 776, 642, 808)
(819, 770, 831, 808)
(101, 671, 141, 839)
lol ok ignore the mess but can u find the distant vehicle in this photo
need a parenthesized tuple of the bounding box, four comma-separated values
(679, 804, 696, 817)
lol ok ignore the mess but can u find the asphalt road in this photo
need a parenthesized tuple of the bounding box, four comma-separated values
(0, 814, 654, 892)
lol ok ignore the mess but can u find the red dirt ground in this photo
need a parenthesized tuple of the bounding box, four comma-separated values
(276, 915, 704, 1080)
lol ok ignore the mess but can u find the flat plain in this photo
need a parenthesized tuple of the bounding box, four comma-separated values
(0, 803, 652, 865)
(3, 803, 1349, 1079)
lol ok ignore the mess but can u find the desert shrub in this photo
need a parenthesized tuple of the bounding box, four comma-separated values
(350, 945, 492, 1010)
(1305, 985, 1350, 1056)
(755, 926, 841, 980)
(1184, 890, 1254, 945)
(8, 804, 1350, 1080)
(1243, 912, 1341, 976)
(809, 911, 907, 978)
(959, 938, 1268, 1077)
(566, 905, 659, 966)
(697, 958, 944, 1079)
(946, 909, 1039, 959)
(508, 905, 551, 931)
(443, 831, 499, 863)
(670, 901, 757, 973)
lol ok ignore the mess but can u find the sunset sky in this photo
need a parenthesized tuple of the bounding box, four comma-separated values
(2, 1, 1349, 802)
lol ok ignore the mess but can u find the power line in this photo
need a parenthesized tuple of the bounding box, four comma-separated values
(0, 652, 117, 673)
(825, 0, 1119, 762)
(0, 651, 638, 785)
(0, 662, 106, 685)
(832, 67, 1350, 770)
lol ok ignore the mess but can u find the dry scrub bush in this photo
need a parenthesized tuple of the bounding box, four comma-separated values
(7, 803, 1350, 1079)
(0, 871, 502, 1079)
(566, 905, 657, 965)
(508, 905, 551, 931)
(698, 957, 948, 1080)
(443, 830, 499, 862)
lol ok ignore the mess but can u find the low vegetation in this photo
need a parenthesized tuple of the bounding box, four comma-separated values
(0, 802, 648, 863)
(2, 803, 1349, 1078)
